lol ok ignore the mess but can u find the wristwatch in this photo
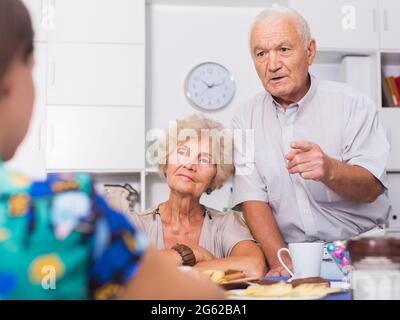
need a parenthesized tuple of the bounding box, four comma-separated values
(171, 243, 196, 266)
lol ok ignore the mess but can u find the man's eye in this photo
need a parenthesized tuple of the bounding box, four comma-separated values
(281, 47, 290, 52)
(256, 51, 265, 57)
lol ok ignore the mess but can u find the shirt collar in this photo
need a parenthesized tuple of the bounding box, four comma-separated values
(271, 73, 318, 113)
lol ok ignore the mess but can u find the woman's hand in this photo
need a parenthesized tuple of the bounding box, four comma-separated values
(267, 254, 293, 277)
(192, 246, 215, 263)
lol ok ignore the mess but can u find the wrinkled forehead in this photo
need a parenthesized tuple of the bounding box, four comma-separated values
(176, 136, 214, 155)
(250, 16, 301, 48)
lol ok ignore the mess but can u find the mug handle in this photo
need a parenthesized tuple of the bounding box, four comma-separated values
(277, 248, 295, 279)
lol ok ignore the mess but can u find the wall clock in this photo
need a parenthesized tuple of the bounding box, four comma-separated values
(184, 62, 236, 111)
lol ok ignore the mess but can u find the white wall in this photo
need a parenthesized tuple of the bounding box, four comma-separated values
(146, 4, 265, 210)
(146, 4, 265, 130)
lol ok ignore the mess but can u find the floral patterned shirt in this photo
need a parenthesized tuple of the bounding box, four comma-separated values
(0, 161, 147, 299)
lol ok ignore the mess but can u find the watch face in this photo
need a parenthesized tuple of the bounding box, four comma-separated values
(185, 62, 236, 111)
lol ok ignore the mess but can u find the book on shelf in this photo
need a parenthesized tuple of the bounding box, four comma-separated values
(395, 77, 400, 105)
(382, 73, 394, 107)
(383, 75, 399, 107)
(390, 76, 400, 106)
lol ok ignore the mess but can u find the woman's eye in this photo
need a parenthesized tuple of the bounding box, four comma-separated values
(177, 148, 188, 156)
(199, 158, 210, 165)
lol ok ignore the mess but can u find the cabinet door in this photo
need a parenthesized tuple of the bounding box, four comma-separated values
(47, 43, 145, 106)
(46, 106, 145, 171)
(5, 43, 47, 179)
(22, 0, 47, 41)
(379, 0, 400, 50)
(289, 0, 379, 49)
(46, 0, 144, 43)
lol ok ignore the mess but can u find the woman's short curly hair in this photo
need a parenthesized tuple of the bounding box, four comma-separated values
(157, 114, 234, 191)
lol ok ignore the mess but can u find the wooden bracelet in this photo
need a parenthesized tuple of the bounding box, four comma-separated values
(171, 243, 196, 266)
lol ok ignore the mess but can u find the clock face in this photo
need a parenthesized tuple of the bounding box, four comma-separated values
(185, 62, 236, 111)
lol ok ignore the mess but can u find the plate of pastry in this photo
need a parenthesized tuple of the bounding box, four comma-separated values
(226, 280, 342, 300)
(203, 269, 259, 285)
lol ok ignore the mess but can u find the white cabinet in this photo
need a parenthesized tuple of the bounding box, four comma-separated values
(22, 0, 146, 44)
(46, 0, 144, 43)
(46, 106, 145, 171)
(5, 43, 47, 179)
(290, 0, 379, 49)
(379, 0, 400, 50)
(46, 43, 145, 106)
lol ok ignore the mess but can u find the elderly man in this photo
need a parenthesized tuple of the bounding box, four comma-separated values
(232, 7, 390, 277)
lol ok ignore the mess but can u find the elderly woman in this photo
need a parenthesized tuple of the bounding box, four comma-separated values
(131, 115, 266, 279)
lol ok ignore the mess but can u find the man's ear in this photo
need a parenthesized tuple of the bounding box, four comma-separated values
(307, 39, 317, 66)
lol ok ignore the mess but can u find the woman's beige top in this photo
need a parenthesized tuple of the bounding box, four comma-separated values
(129, 206, 255, 259)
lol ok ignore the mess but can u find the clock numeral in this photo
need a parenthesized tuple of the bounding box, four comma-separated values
(208, 68, 213, 74)
(194, 76, 200, 82)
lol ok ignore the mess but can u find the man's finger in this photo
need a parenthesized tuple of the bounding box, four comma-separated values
(288, 161, 315, 174)
(285, 148, 301, 161)
(287, 152, 314, 170)
(290, 141, 313, 151)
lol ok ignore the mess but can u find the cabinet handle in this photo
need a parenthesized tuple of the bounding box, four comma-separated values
(385, 128, 392, 147)
(51, 61, 56, 86)
(372, 8, 377, 32)
(50, 126, 55, 150)
(38, 125, 42, 151)
(383, 8, 388, 32)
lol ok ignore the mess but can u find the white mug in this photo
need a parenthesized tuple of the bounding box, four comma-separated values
(277, 242, 324, 279)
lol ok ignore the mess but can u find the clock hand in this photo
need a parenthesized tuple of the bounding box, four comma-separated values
(212, 78, 226, 88)
(199, 78, 224, 97)
(200, 80, 213, 96)
(201, 80, 213, 88)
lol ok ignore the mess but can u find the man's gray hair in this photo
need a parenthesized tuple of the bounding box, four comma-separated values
(250, 6, 312, 48)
